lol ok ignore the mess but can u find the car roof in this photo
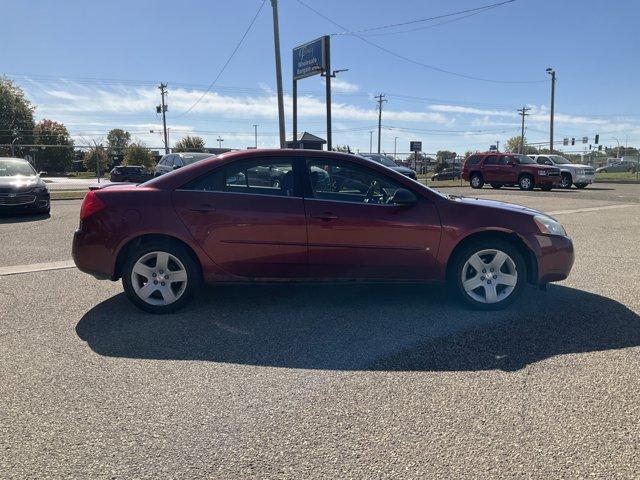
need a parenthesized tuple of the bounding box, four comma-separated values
(0, 156, 30, 163)
(146, 149, 421, 190)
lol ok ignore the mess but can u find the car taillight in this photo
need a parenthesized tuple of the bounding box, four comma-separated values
(79, 191, 106, 221)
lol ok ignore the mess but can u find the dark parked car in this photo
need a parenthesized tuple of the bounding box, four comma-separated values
(431, 168, 461, 181)
(596, 159, 638, 173)
(73, 149, 574, 314)
(110, 165, 153, 183)
(462, 152, 560, 190)
(359, 154, 417, 179)
(0, 157, 50, 214)
(154, 152, 214, 177)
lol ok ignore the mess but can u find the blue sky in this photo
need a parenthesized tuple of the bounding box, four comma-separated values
(2, 0, 639, 155)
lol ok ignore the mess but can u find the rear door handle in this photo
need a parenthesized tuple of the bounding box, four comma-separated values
(310, 212, 338, 222)
(189, 204, 216, 213)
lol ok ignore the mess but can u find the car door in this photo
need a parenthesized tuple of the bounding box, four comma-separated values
(482, 155, 500, 182)
(172, 156, 308, 278)
(499, 155, 518, 183)
(303, 157, 441, 280)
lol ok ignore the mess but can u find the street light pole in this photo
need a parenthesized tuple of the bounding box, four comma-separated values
(369, 131, 373, 154)
(217, 136, 224, 149)
(270, 0, 286, 148)
(394, 136, 398, 158)
(10, 137, 20, 157)
(546, 68, 556, 153)
(613, 137, 620, 158)
(253, 124, 258, 149)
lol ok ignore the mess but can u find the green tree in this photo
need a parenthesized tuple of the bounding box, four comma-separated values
(505, 136, 539, 155)
(106, 128, 131, 157)
(83, 145, 109, 174)
(173, 135, 206, 152)
(0, 76, 36, 157)
(34, 119, 74, 172)
(124, 141, 154, 168)
(334, 145, 351, 153)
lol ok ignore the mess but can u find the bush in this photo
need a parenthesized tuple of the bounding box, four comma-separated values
(124, 142, 154, 168)
(83, 146, 109, 174)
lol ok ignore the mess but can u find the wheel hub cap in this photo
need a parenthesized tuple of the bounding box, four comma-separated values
(461, 249, 518, 304)
(131, 251, 188, 306)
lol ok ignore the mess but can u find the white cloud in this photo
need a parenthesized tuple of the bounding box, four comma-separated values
(328, 78, 360, 93)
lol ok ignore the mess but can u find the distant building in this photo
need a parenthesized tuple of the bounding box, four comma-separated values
(203, 147, 233, 155)
(286, 132, 326, 150)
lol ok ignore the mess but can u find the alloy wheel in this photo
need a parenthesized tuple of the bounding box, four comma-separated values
(461, 249, 518, 304)
(131, 251, 188, 306)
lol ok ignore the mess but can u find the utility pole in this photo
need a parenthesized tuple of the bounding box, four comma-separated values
(369, 131, 373, 154)
(158, 83, 169, 154)
(546, 68, 556, 153)
(394, 136, 398, 158)
(496, 140, 500, 152)
(517, 106, 531, 154)
(253, 124, 258, 148)
(10, 137, 20, 157)
(374, 93, 387, 154)
(217, 136, 224, 149)
(270, 0, 286, 148)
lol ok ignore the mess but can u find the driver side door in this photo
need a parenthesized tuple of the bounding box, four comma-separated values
(303, 157, 441, 280)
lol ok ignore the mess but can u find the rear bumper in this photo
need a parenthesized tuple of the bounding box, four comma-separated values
(522, 233, 574, 284)
(72, 228, 116, 280)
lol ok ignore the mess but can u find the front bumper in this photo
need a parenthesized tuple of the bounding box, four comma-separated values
(522, 232, 574, 284)
(0, 193, 49, 213)
(573, 173, 595, 184)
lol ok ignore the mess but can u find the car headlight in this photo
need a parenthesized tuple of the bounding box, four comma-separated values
(538, 170, 548, 176)
(534, 215, 567, 237)
(32, 186, 48, 194)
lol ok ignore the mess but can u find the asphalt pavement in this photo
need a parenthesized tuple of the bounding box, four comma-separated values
(0, 183, 639, 478)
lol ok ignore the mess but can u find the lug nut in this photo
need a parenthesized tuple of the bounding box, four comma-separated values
(487, 280, 492, 284)
(165, 275, 169, 280)
(159, 270, 164, 274)
(152, 273, 157, 277)
(153, 280, 158, 285)
(480, 276, 485, 280)
(482, 269, 486, 273)
(161, 282, 166, 286)
(490, 268, 494, 272)
(493, 275, 498, 279)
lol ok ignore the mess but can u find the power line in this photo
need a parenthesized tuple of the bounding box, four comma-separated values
(173, 0, 267, 118)
(332, 0, 515, 35)
(295, 0, 546, 85)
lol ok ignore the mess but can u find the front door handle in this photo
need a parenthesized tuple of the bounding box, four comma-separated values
(310, 211, 338, 222)
(189, 204, 216, 213)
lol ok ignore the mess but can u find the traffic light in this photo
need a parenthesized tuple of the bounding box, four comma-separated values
(563, 138, 569, 146)
(595, 134, 599, 144)
(598, 145, 602, 151)
(571, 138, 575, 145)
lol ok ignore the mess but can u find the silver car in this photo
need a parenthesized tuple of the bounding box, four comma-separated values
(596, 159, 638, 174)
(154, 152, 214, 177)
(529, 154, 595, 189)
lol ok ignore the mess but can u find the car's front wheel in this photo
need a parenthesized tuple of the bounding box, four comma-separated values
(518, 175, 534, 190)
(470, 173, 484, 189)
(559, 172, 572, 189)
(122, 242, 200, 314)
(452, 239, 526, 310)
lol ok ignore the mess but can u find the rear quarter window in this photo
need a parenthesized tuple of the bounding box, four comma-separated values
(465, 155, 481, 166)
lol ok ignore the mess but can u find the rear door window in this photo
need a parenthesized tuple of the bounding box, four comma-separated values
(483, 155, 499, 165)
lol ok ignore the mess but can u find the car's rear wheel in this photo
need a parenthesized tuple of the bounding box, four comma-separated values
(575, 183, 588, 189)
(518, 175, 534, 190)
(490, 184, 502, 189)
(452, 239, 526, 310)
(559, 172, 572, 189)
(122, 242, 200, 314)
(470, 173, 484, 189)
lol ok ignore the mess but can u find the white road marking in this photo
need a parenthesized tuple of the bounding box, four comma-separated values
(547, 204, 635, 215)
(0, 260, 76, 276)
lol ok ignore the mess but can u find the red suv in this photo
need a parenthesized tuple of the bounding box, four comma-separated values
(72, 149, 574, 313)
(462, 152, 561, 191)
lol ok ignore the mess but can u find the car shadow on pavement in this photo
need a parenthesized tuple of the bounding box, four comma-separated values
(76, 283, 639, 372)
(0, 213, 50, 224)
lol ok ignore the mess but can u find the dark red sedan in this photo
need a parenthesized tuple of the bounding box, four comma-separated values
(72, 149, 574, 313)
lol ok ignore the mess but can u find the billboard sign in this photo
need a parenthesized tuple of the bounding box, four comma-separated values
(410, 141, 422, 152)
(293, 37, 326, 80)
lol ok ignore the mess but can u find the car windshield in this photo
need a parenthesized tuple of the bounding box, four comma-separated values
(515, 155, 536, 164)
(549, 155, 572, 164)
(363, 154, 398, 167)
(181, 153, 213, 165)
(0, 159, 36, 176)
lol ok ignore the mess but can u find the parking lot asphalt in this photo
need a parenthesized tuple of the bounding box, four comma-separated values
(1, 183, 639, 478)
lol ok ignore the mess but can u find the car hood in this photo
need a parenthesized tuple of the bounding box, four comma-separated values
(0, 175, 45, 191)
(452, 195, 546, 217)
(561, 163, 591, 169)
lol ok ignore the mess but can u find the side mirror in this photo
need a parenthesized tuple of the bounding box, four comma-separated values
(390, 188, 417, 205)
(38, 171, 47, 176)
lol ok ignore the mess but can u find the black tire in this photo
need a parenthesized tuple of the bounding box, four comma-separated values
(490, 184, 502, 189)
(470, 173, 484, 189)
(559, 172, 572, 189)
(518, 174, 534, 191)
(541, 186, 553, 191)
(599, 169, 607, 173)
(271, 179, 281, 189)
(451, 238, 527, 310)
(122, 241, 201, 314)
(574, 183, 588, 189)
